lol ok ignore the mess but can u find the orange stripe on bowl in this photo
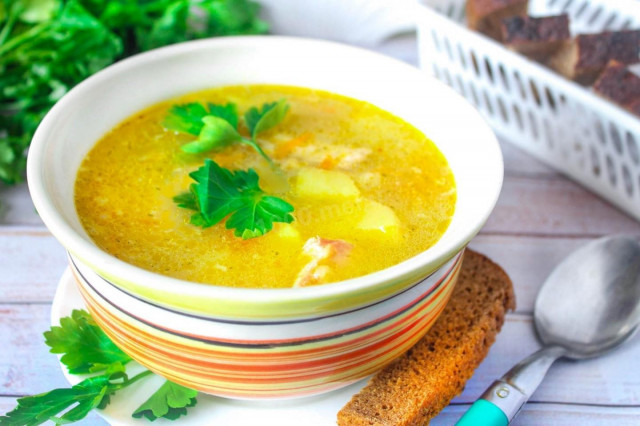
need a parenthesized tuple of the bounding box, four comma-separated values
(72, 259, 458, 364)
(71, 258, 460, 398)
(70, 252, 461, 350)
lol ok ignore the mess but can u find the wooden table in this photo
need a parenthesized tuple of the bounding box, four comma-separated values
(1, 41, 640, 426)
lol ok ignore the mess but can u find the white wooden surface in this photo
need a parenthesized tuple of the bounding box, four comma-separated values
(1, 39, 640, 425)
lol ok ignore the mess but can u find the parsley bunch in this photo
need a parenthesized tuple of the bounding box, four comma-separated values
(0, 310, 198, 425)
(0, 0, 268, 186)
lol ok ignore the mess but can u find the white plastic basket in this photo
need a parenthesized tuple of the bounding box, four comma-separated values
(417, 0, 640, 221)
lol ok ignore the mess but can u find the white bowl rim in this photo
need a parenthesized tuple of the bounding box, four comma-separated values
(27, 35, 503, 308)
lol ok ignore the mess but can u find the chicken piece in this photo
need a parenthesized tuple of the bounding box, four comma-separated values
(279, 144, 372, 172)
(335, 148, 372, 169)
(293, 237, 353, 287)
(354, 172, 382, 190)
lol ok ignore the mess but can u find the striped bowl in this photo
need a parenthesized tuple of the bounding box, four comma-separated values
(69, 251, 464, 399)
(28, 37, 503, 398)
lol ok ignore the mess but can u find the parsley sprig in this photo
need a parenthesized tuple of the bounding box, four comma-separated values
(1, 367, 153, 426)
(164, 99, 289, 163)
(174, 159, 294, 239)
(44, 310, 132, 374)
(0, 310, 199, 425)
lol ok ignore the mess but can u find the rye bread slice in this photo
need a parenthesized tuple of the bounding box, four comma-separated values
(549, 30, 640, 85)
(593, 60, 640, 117)
(467, 0, 529, 40)
(500, 14, 570, 61)
(338, 250, 516, 426)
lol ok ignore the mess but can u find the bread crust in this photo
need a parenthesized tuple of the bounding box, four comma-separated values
(593, 60, 640, 117)
(501, 14, 570, 61)
(627, 99, 640, 118)
(467, 0, 529, 40)
(549, 30, 640, 85)
(337, 250, 516, 426)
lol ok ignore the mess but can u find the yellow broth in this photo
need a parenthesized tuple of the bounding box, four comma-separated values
(74, 85, 456, 288)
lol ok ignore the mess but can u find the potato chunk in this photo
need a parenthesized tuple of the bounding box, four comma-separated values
(273, 223, 301, 241)
(357, 199, 400, 240)
(294, 168, 360, 199)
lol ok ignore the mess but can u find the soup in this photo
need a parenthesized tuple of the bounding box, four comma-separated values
(74, 85, 456, 288)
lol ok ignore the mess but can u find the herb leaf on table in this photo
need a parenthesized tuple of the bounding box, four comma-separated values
(0, 367, 153, 426)
(132, 380, 198, 421)
(0, 309, 198, 424)
(174, 159, 294, 239)
(44, 309, 132, 374)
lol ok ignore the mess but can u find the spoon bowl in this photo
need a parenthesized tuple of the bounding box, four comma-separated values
(535, 236, 640, 359)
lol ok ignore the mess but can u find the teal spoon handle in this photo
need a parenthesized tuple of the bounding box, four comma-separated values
(456, 398, 509, 426)
(456, 346, 565, 425)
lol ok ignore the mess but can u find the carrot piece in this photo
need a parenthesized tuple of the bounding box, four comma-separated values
(319, 155, 336, 170)
(274, 132, 312, 158)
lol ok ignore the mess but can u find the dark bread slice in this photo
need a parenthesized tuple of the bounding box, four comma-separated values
(549, 30, 640, 85)
(593, 60, 640, 117)
(627, 98, 640, 118)
(500, 14, 570, 61)
(466, 0, 529, 40)
(337, 250, 516, 426)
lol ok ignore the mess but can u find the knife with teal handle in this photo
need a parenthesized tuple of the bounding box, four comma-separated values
(456, 346, 565, 425)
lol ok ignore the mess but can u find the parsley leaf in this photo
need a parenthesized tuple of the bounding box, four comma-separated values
(163, 102, 239, 137)
(1, 375, 115, 426)
(182, 115, 242, 154)
(0, 367, 154, 426)
(208, 102, 239, 129)
(44, 309, 131, 374)
(174, 159, 294, 238)
(244, 98, 289, 140)
(173, 190, 199, 211)
(163, 103, 210, 135)
(164, 100, 289, 163)
(132, 380, 198, 421)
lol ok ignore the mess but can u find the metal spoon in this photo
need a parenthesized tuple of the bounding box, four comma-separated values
(456, 236, 640, 426)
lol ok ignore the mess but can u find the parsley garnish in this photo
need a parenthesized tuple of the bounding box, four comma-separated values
(244, 99, 290, 140)
(163, 99, 289, 163)
(174, 159, 294, 239)
(132, 381, 198, 421)
(44, 309, 132, 374)
(0, 310, 198, 425)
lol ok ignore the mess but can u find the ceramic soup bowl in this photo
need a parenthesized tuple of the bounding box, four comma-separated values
(28, 36, 502, 398)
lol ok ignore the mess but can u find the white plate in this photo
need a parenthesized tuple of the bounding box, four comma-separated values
(52, 268, 374, 425)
